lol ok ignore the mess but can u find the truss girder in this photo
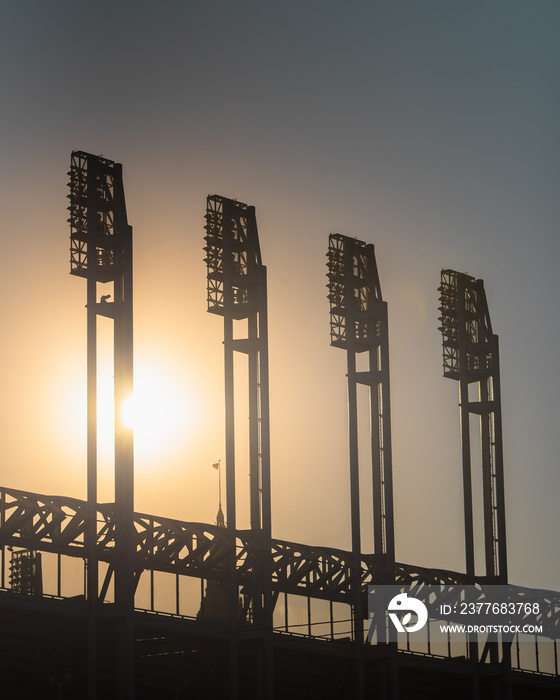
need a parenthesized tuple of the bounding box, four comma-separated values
(0, 487, 519, 604)
(1, 487, 559, 638)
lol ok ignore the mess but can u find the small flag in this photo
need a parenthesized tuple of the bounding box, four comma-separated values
(212, 462, 219, 470)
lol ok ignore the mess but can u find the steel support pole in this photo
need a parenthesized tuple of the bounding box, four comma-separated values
(458, 277, 475, 582)
(248, 311, 260, 531)
(491, 336, 508, 583)
(379, 305, 395, 563)
(480, 377, 495, 577)
(346, 342, 365, 694)
(222, 199, 237, 539)
(342, 245, 364, 700)
(347, 349, 362, 560)
(221, 200, 238, 700)
(460, 375, 475, 582)
(343, 241, 361, 561)
(114, 224, 135, 700)
(259, 268, 274, 700)
(225, 310, 238, 700)
(370, 355, 383, 555)
(205, 196, 273, 697)
(86, 155, 98, 700)
(378, 305, 398, 699)
(224, 315, 236, 536)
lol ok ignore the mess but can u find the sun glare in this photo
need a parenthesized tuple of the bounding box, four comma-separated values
(130, 369, 194, 462)
(96, 365, 195, 470)
(121, 394, 136, 431)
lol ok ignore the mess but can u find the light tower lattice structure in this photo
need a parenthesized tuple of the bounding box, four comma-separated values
(326, 234, 395, 562)
(326, 233, 396, 682)
(438, 269, 507, 584)
(68, 151, 135, 699)
(204, 195, 273, 698)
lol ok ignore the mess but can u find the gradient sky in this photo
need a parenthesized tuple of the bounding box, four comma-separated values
(0, 1, 559, 590)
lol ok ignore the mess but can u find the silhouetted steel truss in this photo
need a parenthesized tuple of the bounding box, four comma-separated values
(2, 486, 560, 698)
(1, 487, 558, 621)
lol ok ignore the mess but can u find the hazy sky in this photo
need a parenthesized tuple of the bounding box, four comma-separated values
(0, 1, 559, 590)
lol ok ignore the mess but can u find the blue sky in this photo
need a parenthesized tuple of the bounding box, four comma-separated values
(0, 1, 559, 589)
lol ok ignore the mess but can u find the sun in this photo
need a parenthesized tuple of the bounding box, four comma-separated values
(95, 362, 196, 472)
(121, 368, 194, 461)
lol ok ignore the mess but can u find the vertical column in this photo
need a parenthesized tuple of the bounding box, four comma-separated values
(327, 234, 396, 698)
(457, 274, 476, 582)
(221, 199, 239, 700)
(204, 195, 273, 698)
(258, 266, 274, 700)
(248, 308, 260, 530)
(221, 200, 237, 539)
(114, 224, 135, 700)
(378, 303, 395, 562)
(85, 154, 99, 700)
(343, 242, 361, 561)
(326, 234, 395, 561)
(438, 270, 507, 582)
(70, 151, 135, 699)
(438, 269, 509, 680)
(491, 336, 508, 583)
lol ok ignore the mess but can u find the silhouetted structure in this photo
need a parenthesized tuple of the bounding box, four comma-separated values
(438, 270, 507, 583)
(204, 195, 273, 697)
(8, 549, 42, 595)
(326, 234, 395, 561)
(0, 154, 558, 699)
(69, 150, 135, 699)
(438, 269, 511, 682)
(326, 233, 397, 695)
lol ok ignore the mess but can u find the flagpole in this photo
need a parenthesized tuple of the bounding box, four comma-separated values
(213, 461, 224, 526)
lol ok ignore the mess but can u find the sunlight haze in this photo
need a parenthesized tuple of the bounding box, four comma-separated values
(0, 1, 558, 591)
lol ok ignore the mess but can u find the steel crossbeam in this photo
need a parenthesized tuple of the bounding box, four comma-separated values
(0, 486, 538, 605)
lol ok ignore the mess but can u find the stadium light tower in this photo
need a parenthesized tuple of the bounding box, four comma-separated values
(327, 233, 397, 697)
(326, 234, 395, 561)
(204, 195, 273, 699)
(204, 195, 271, 539)
(68, 151, 135, 699)
(438, 269, 507, 583)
